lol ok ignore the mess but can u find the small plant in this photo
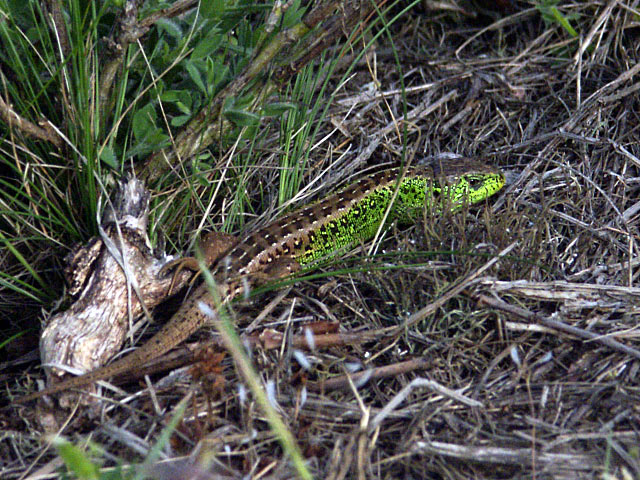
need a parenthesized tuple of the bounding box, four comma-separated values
(536, 0, 579, 37)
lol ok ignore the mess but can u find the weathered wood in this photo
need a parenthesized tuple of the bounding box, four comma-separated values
(39, 177, 191, 407)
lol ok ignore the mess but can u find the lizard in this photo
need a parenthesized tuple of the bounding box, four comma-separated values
(12, 158, 505, 405)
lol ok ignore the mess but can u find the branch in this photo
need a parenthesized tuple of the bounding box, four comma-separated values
(99, 0, 146, 113)
(0, 92, 62, 148)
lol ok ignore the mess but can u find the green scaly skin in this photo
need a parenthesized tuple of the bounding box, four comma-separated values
(296, 167, 505, 264)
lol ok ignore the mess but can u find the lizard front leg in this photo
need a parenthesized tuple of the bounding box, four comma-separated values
(161, 231, 238, 293)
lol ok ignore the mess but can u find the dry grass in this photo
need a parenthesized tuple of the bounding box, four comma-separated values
(3, 1, 640, 479)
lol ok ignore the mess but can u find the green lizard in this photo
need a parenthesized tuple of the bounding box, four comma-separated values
(13, 158, 505, 405)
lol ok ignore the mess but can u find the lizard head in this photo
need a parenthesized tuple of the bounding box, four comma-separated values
(427, 158, 506, 207)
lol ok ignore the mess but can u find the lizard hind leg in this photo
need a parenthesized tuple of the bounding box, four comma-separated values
(160, 231, 238, 294)
(251, 255, 302, 287)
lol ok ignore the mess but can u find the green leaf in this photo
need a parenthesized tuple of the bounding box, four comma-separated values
(262, 102, 297, 117)
(223, 108, 261, 127)
(176, 101, 191, 115)
(230, 92, 255, 110)
(146, 131, 171, 147)
(126, 132, 171, 158)
(132, 104, 157, 142)
(98, 146, 118, 170)
(156, 18, 183, 40)
(550, 6, 578, 37)
(161, 90, 192, 114)
(209, 59, 230, 93)
(160, 91, 180, 102)
(52, 437, 100, 480)
(171, 115, 191, 127)
(201, 0, 227, 19)
(192, 32, 222, 60)
(185, 60, 206, 94)
(282, 0, 306, 27)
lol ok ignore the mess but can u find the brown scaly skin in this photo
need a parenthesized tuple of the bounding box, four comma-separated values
(12, 159, 504, 406)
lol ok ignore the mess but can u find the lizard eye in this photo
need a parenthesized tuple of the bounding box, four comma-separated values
(467, 177, 484, 190)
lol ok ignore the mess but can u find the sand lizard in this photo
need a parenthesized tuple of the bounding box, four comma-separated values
(13, 159, 505, 405)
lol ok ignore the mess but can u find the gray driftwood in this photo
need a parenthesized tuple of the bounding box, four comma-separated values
(38, 177, 192, 408)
